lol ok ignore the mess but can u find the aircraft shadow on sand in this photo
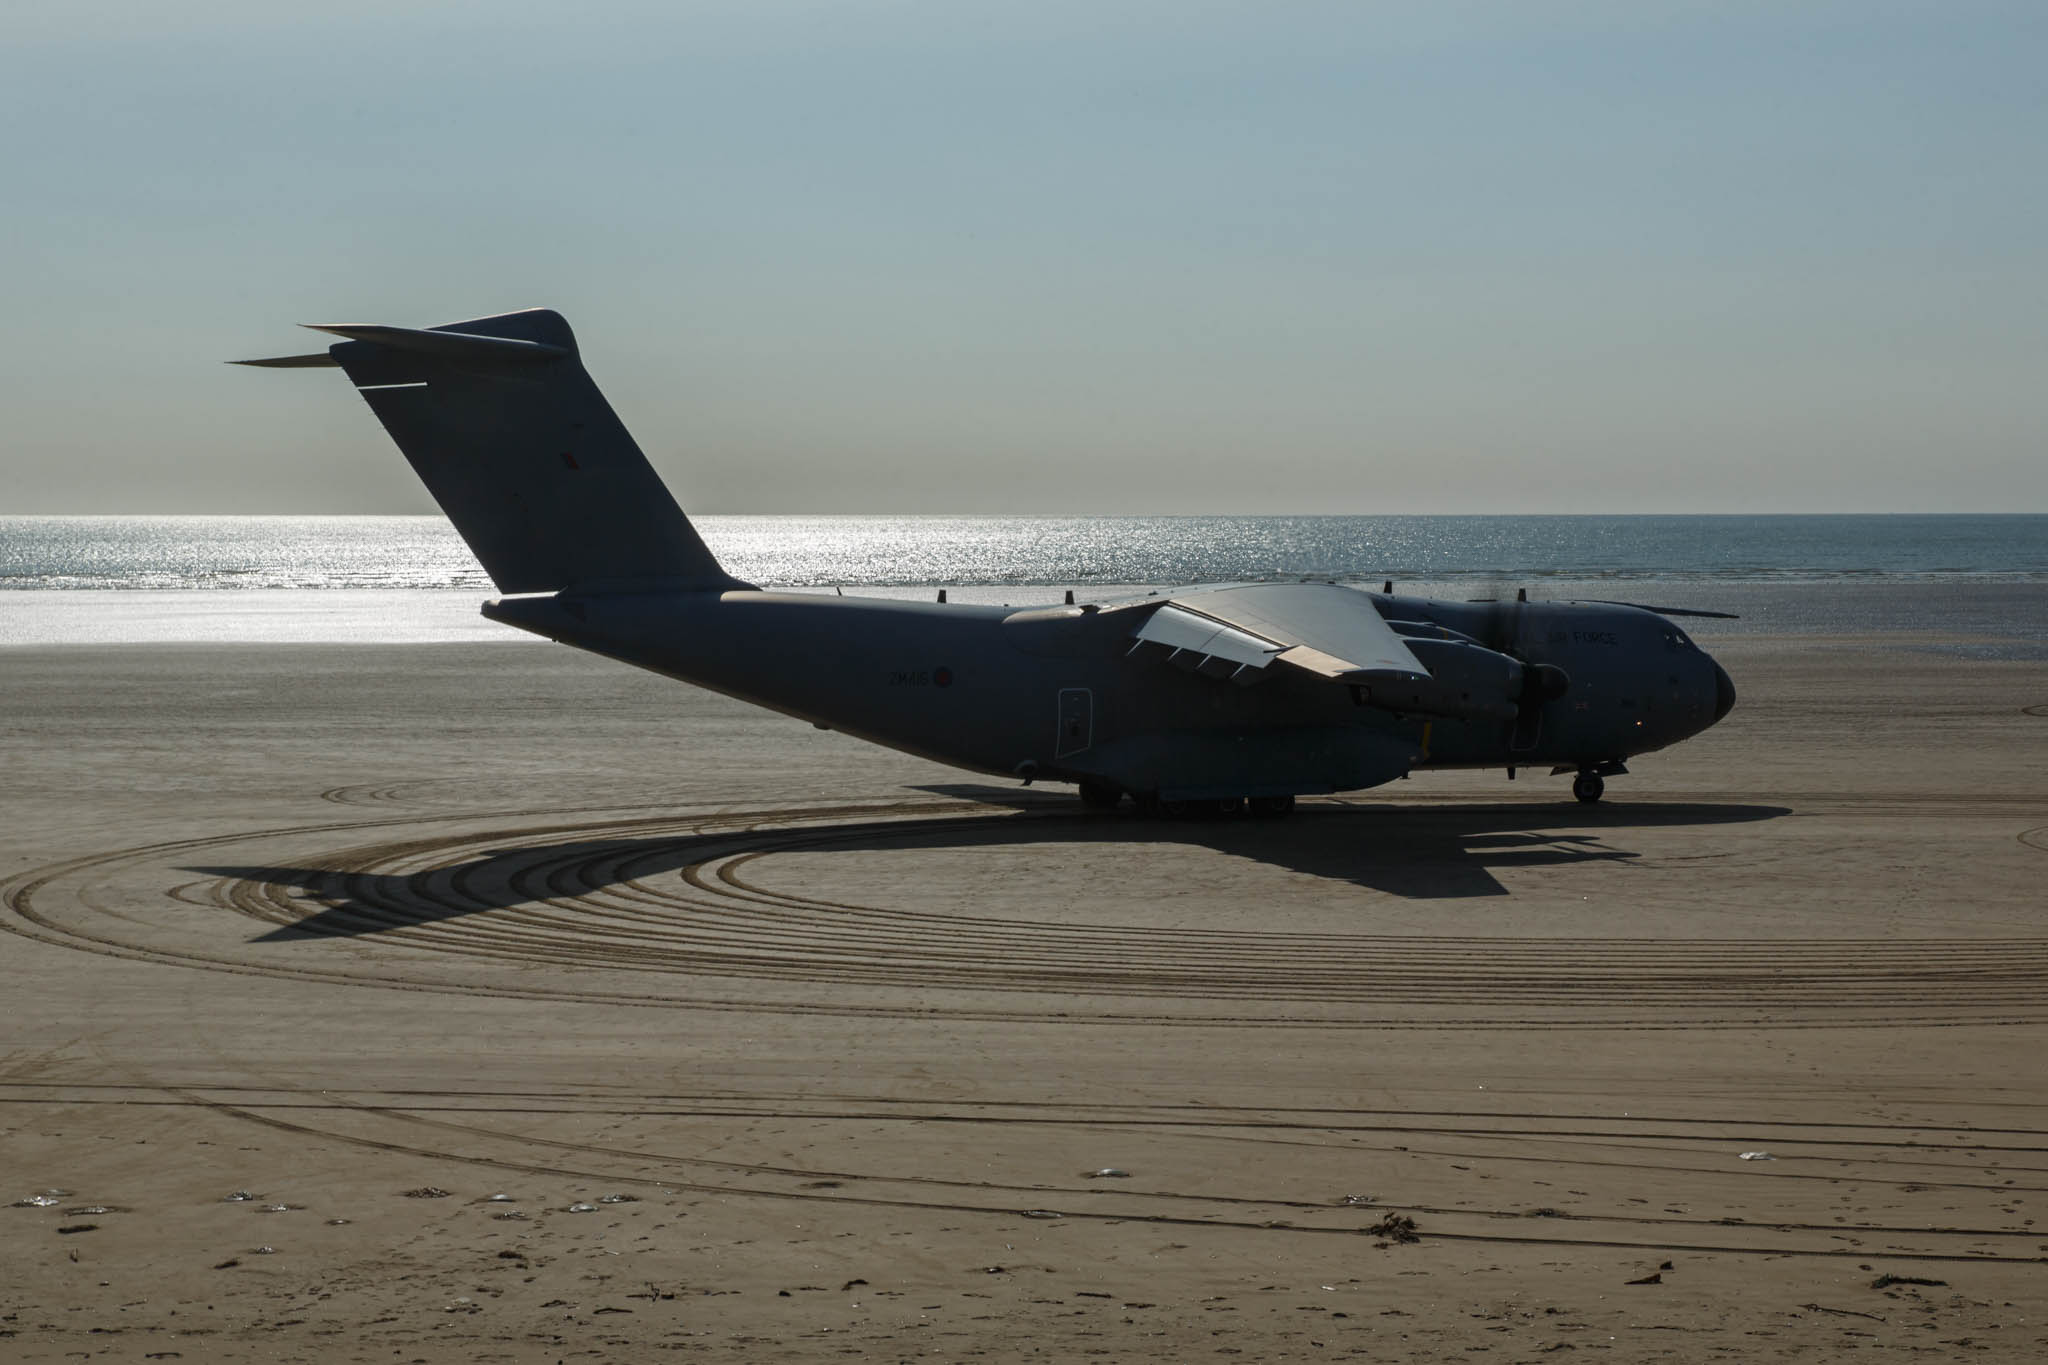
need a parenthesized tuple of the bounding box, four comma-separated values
(190, 795, 1788, 942)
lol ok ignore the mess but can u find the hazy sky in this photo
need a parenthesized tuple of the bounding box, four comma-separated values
(5, 1, 2044, 513)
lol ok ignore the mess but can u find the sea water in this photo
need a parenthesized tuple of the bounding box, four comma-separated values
(5, 514, 2045, 591)
(1, 514, 2043, 646)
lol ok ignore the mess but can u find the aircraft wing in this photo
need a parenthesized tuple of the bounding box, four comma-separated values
(1131, 583, 1521, 721)
(1133, 583, 1425, 682)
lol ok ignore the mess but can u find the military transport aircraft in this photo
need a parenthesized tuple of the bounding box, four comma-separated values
(239, 308, 1736, 816)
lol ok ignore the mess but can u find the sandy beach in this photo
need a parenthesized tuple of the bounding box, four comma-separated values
(3, 611, 2046, 1361)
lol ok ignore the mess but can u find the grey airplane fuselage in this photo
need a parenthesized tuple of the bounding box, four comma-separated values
(236, 307, 1736, 803)
(485, 585, 1732, 801)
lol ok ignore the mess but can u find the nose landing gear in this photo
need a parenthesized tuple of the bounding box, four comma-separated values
(1557, 759, 1626, 804)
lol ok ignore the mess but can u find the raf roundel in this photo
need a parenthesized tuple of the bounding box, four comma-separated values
(933, 667, 954, 688)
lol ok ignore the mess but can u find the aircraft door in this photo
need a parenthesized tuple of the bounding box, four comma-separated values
(1056, 687, 1093, 757)
(1510, 706, 1541, 753)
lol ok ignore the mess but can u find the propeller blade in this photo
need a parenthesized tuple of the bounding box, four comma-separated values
(1522, 662, 1571, 702)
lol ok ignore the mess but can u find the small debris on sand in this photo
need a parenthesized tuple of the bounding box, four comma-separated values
(1871, 1274, 1947, 1290)
(1366, 1213, 1419, 1243)
(1802, 1302, 1885, 1321)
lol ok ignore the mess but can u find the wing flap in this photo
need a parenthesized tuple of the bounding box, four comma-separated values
(1273, 643, 1364, 679)
(1131, 602, 1285, 672)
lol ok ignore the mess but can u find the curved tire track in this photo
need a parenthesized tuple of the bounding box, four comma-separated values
(9, 798, 2048, 1027)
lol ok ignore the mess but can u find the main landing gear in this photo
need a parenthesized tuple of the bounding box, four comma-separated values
(1100, 790, 1297, 819)
(1157, 796, 1241, 818)
(1078, 780, 1122, 811)
(1571, 772, 1605, 804)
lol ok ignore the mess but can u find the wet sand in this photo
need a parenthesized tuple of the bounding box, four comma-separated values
(2, 626, 2046, 1361)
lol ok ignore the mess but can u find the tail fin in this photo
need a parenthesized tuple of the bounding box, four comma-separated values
(240, 308, 744, 595)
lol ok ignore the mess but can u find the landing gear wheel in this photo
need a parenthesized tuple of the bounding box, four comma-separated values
(1572, 772, 1605, 804)
(1247, 795, 1296, 818)
(1160, 798, 1230, 819)
(1077, 780, 1122, 811)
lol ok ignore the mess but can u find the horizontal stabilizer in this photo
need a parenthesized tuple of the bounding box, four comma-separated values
(303, 323, 568, 365)
(230, 352, 339, 368)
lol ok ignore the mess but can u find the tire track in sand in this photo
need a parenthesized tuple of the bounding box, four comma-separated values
(9, 797, 2048, 1028)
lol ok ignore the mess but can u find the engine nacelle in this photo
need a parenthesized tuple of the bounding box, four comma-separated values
(1355, 637, 1523, 722)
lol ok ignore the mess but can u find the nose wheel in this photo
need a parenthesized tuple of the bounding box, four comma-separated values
(1571, 772, 1605, 804)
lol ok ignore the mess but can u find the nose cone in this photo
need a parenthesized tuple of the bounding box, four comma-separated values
(1711, 660, 1737, 724)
